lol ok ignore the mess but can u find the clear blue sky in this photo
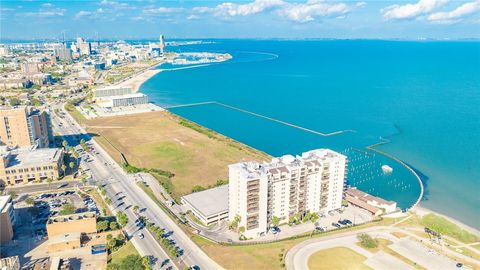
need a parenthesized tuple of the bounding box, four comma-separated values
(1, 0, 479, 40)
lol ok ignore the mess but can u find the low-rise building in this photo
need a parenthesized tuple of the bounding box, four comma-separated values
(46, 212, 97, 238)
(181, 185, 229, 226)
(0, 195, 16, 243)
(96, 93, 149, 108)
(346, 187, 397, 214)
(47, 232, 81, 253)
(0, 147, 64, 187)
(93, 86, 132, 99)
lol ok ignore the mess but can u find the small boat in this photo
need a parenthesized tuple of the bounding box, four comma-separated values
(381, 165, 393, 174)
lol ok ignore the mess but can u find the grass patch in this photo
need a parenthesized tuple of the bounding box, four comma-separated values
(137, 182, 185, 224)
(307, 247, 372, 270)
(64, 102, 86, 125)
(85, 111, 270, 199)
(86, 188, 112, 216)
(190, 217, 396, 270)
(459, 247, 480, 261)
(110, 241, 139, 265)
(420, 213, 479, 243)
(356, 238, 427, 270)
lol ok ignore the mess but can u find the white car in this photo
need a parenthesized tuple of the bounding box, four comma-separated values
(138, 232, 144, 239)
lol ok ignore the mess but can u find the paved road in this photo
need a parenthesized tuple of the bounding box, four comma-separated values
(51, 103, 223, 270)
(285, 226, 474, 270)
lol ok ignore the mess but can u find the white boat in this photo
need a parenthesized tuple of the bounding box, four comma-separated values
(382, 165, 393, 174)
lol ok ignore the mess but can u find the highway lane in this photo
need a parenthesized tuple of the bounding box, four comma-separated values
(50, 107, 176, 270)
(51, 104, 223, 270)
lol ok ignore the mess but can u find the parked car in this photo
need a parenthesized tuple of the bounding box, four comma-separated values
(331, 222, 341, 228)
(138, 232, 144, 239)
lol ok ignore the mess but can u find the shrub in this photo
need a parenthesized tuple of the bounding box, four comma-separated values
(357, 233, 378, 249)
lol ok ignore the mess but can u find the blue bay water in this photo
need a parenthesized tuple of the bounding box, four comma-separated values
(141, 40, 480, 229)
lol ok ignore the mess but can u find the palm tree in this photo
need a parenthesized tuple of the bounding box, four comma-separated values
(61, 164, 67, 176)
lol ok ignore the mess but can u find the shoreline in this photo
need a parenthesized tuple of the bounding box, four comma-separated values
(413, 205, 480, 236)
(118, 68, 162, 93)
(122, 53, 478, 237)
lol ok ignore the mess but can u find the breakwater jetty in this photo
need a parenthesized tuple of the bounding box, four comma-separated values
(165, 101, 356, 137)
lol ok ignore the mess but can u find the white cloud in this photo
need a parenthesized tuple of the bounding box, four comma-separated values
(192, 0, 355, 22)
(356, 2, 366, 8)
(99, 0, 132, 10)
(187, 14, 200, 20)
(143, 7, 184, 15)
(382, 0, 447, 20)
(279, 0, 351, 23)
(194, 0, 284, 17)
(24, 4, 66, 18)
(41, 3, 53, 8)
(75, 8, 105, 19)
(428, 0, 480, 23)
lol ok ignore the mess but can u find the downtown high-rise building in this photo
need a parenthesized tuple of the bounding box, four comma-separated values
(159, 35, 165, 54)
(76, 37, 91, 56)
(228, 149, 347, 237)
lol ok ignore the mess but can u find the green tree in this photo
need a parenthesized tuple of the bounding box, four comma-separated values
(116, 211, 128, 227)
(239, 226, 245, 234)
(271, 216, 280, 227)
(133, 205, 139, 213)
(117, 255, 145, 270)
(59, 203, 76, 215)
(105, 197, 112, 205)
(96, 220, 109, 232)
(357, 233, 378, 249)
(62, 140, 68, 149)
(25, 197, 35, 205)
(110, 221, 119, 230)
(61, 164, 67, 175)
(107, 238, 117, 249)
(215, 179, 227, 186)
(106, 234, 113, 241)
(46, 178, 53, 187)
(69, 161, 75, 170)
(310, 212, 319, 223)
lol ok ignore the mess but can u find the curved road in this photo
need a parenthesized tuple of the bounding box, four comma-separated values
(285, 226, 477, 270)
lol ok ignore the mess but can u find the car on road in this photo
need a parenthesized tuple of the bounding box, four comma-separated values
(138, 232, 144, 239)
(270, 227, 281, 234)
(57, 183, 68, 189)
(190, 265, 200, 270)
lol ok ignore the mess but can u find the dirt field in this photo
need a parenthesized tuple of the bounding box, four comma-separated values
(86, 111, 270, 198)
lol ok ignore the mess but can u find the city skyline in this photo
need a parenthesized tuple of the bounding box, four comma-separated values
(1, 0, 480, 40)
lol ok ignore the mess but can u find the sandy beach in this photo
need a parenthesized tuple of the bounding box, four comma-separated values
(413, 205, 480, 236)
(117, 68, 161, 93)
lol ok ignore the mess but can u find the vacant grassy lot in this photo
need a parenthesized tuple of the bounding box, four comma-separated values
(190, 218, 396, 270)
(356, 238, 427, 270)
(420, 213, 479, 244)
(308, 247, 372, 270)
(110, 241, 139, 265)
(86, 111, 270, 198)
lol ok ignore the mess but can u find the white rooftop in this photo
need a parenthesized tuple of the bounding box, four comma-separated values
(3, 148, 63, 169)
(182, 185, 229, 217)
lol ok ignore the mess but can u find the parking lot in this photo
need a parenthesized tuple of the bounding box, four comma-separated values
(2, 189, 101, 267)
(219, 204, 374, 243)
